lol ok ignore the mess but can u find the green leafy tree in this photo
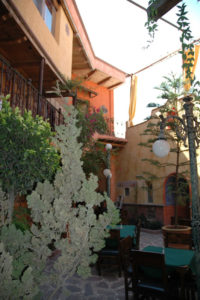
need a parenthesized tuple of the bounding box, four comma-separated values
(139, 73, 200, 225)
(0, 104, 120, 299)
(0, 96, 60, 220)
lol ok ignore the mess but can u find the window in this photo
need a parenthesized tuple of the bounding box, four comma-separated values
(146, 181, 153, 203)
(125, 187, 130, 196)
(33, 0, 56, 34)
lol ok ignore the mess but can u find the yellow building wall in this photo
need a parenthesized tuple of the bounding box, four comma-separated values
(13, 0, 73, 79)
(115, 118, 197, 207)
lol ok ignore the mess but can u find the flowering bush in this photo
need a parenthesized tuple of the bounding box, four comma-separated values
(77, 106, 108, 147)
(76, 105, 108, 176)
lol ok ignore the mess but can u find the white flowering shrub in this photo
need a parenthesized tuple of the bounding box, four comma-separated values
(0, 105, 120, 299)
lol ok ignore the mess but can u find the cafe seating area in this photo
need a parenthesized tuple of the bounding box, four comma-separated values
(131, 250, 174, 300)
(95, 223, 197, 300)
(43, 229, 197, 299)
(97, 221, 141, 277)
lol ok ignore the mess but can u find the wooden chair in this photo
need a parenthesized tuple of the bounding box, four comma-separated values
(120, 236, 134, 300)
(96, 229, 122, 276)
(167, 264, 197, 300)
(132, 219, 141, 250)
(131, 250, 172, 300)
(183, 269, 197, 300)
(163, 231, 193, 250)
(120, 208, 129, 225)
(171, 217, 191, 227)
(178, 218, 191, 227)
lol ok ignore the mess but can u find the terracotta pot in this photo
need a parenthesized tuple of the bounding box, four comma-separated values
(162, 225, 191, 234)
(162, 225, 192, 249)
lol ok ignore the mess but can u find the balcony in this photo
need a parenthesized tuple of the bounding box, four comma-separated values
(0, 55, 64, 129)
(92, 115, 127, 147)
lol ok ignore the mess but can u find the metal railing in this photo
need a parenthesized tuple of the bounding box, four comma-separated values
(96, 116, 126, 138)
(104, 117, 115, 136)
(0, 55, 64, 129)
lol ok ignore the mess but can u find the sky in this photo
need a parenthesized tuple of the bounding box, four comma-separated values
(75, 0, 200, 137)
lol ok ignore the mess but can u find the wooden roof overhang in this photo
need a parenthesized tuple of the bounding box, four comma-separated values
(62, 0, 127, 90)
(0, 0, 63, 92)
(72, 34, 126, 90)
(93, 132, 128, 149)
(72, 37, 126, 90)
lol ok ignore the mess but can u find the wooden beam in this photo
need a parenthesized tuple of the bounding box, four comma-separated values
(73, 47, 84, 54)
(1, 13, 12, 21)
(12, 60, 40, 68)
(73, 63, 89, 70)
(73, 58, 87, 64)
(147, 0, 181, 21)
(127, 0, 181, 31)
(73, 52, 85, 58)
(32, 79, 56, 83)
(84, 69, 96, 80)
(0, 36, 27, 46)
(108, 82, 122, 89)
(97, 76, 112, 85)
(73, 66, 90, 71)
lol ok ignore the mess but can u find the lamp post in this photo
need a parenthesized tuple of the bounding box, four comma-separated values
(103, 143, 112, 197)
(152, 95, 200, 295)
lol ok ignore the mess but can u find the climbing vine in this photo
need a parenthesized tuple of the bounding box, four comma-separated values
(177, 3, 194, 85)
(144, 0, 158, 47)
(145, 1, 196, 85)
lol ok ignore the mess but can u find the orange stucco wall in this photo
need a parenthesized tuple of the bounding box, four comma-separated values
(77, 80, 114, 120)
(12, 0, 73, 79)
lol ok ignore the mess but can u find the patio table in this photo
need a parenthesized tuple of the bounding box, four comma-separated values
(143, 245, 196, 298)
(108, 225, 136, 238)
(143, 245, 195, 271)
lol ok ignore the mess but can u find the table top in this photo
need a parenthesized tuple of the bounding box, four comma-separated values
(143, 245, 195, 271)
(108, 225, 136, 238)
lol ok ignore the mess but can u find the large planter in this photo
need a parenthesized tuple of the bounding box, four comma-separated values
(162, 225, 191, 234)
(162, 225, 192, 249)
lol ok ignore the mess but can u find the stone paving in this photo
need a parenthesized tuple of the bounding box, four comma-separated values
(43, 230, 164, 300)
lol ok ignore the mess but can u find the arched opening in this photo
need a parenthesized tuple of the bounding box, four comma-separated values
(165, 173, 190, 223)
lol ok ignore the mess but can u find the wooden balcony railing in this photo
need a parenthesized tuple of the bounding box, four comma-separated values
(0, 55, 64, 130)
(104, 117, 115, 136)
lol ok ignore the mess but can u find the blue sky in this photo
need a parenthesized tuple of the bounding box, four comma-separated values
(75, 0, 200, 135)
